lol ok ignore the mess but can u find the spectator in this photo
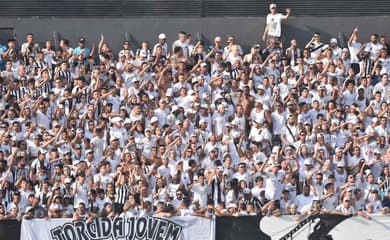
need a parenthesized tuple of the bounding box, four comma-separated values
(1, 26, 390, 224)
(262, 4, 291, 43)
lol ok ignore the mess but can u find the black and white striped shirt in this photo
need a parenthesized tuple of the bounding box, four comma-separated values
(58, 70, 72, 88)
(10, 87, 29, 102)
(115, 184, 130, 204)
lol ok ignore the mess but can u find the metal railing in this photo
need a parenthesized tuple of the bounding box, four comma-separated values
(0, 0, 389, 17)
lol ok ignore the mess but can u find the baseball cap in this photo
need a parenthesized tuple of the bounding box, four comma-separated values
(227, 203, 237, 209)
(217, 166, 224, 172)
(79, 37, 86, 43)
(337, 161, 345, 168)
(269, 3, 277, 9)
(86, 149, 94, 154)
(304, 159, 313, 165)
(25, 206, 34, 213)
(202, 92, 210, 99)
(111, 117, 122, 123)
(199, 119, 207, 125)
(330, 38, 337, 44)
(171, 105, 179, 113)
(64, 177, 72, 184)
(158, 33, 167, 39)
(232, 131, 240, 139)
(150, 116, 159, 123)
(257, 85, 265, 90)
(39, 149, 47, 155)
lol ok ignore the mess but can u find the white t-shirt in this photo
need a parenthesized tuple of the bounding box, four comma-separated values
(72, 180, 90, 208)
(266, 13, 283, 37)
(191, 183, 210, 208)
(364, 42, 383, 60)
(264, 171, 285, 200)
(335, 204, 356, 215)
(294, 194, 313, 213)
(348, 41, 362, 64)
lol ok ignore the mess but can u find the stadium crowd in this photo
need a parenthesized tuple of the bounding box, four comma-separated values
(1, 4, 390, 222)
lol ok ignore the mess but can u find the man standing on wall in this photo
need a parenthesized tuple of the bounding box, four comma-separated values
(262, 3, 291, 44)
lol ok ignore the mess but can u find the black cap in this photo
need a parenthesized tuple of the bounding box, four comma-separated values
(79, 37, 86, 43)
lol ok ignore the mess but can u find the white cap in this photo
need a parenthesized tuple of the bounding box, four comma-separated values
(227, 203, 237, 209)
(269, 3, 277, 9)
(188, 89, 195, 96)
(243, 188, 251, 194)
(150, 116, 159, 123)
(64, 177, 72, 184)
(257, 84, 265, 90)
(85, 149, 94, 154)
(186, 109, 196, 115)
(200, 62, 207, 67)
(304, 158, 313, 165)
(337, 161, 345, 167)
(158, 33, 167, 39)
(330, 38, 338, 44)
(199, 119, 206, 125)
(171, 105, 179, 113)
(232, 131, 240, 139)
(25, 206, 34, 213)
(123, 118, 132, 125)
(217, 166, 224, 172)
(231, 119, 239, 126)
(200, 104, 209, 109)
(111, 117, 122, 123)
(202, 92, 210, 99)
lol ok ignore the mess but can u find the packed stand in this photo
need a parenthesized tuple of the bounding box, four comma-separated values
(0, 26, 390, 221)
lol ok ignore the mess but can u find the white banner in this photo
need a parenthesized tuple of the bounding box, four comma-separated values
(20, 216, 214, 240)
(260, 214, 390, 240)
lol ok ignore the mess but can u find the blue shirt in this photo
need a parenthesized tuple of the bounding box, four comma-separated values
(0, 45, 7, 69)
(73, 47, 90, 58)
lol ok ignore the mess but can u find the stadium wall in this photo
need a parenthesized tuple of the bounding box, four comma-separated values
(0, 16, 389, 54)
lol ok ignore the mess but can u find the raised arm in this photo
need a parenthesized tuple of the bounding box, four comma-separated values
(348, 27, 358, 46)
